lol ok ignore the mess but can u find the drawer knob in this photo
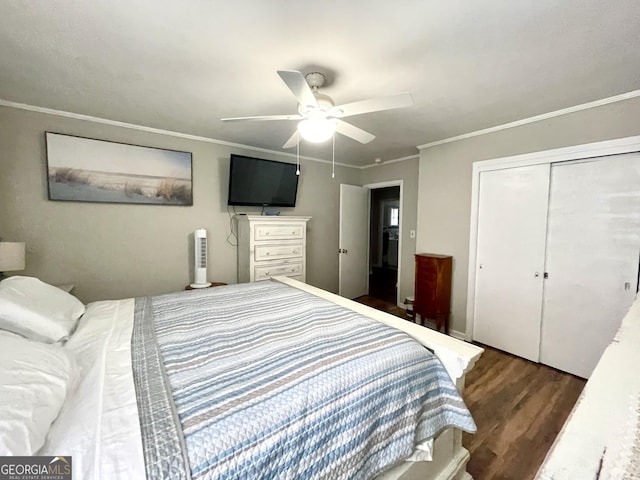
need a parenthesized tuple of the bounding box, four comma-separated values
(265, 232, 270, 235)
(266, 252, 270, 256)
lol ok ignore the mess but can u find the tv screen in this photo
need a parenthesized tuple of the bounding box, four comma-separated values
(227, 154, 299, 207)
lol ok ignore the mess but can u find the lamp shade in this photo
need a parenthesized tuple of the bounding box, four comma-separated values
(297, 118, 336, 143)
(0, 242, 26, 271)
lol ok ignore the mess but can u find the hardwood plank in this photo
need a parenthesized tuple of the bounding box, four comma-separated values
(354, 296, 587, 480)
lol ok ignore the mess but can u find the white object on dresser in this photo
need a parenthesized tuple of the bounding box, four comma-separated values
(236, 215, 311, 283)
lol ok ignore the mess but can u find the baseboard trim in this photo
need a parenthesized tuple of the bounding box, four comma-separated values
(449, 329, 467, 341)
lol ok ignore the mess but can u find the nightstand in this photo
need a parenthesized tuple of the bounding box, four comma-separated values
(184, 282, 227, 291)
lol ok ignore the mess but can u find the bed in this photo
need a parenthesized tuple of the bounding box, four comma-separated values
(0, 275, 483, 480)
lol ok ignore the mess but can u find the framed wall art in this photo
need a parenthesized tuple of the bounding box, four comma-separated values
(45, 132, 193, 206)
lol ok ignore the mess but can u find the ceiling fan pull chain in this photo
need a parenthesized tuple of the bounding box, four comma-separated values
(332, 135, 336, 179)
(296, 139, 300, 176)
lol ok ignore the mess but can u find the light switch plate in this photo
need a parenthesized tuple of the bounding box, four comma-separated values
(410, 230, 416, 239)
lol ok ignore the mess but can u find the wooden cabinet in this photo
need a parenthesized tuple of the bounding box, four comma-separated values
(236, 215, 311, 283)
(414, 254, 452, 334)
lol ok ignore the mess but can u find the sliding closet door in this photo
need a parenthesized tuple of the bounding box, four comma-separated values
(540, 154, 640, 378)
(473, 164, 550, 361)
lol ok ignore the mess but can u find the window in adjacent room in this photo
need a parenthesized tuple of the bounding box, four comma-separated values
(389, 207, 399, 226)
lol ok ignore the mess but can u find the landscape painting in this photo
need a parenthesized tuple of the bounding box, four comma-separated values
(46, 132, 193, 206)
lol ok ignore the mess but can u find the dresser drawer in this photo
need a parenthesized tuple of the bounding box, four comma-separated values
(254, 223, 305, 241)
(254, 242, 303, 261)
(254, 262, 303, 281)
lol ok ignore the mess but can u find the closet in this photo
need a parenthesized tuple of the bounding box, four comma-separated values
(471, 152, 640, 378)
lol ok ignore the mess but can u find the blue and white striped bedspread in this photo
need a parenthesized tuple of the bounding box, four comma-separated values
(134, 281, 476, 480)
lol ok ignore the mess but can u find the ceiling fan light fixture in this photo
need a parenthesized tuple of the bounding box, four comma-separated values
(297, 118, 336, 143)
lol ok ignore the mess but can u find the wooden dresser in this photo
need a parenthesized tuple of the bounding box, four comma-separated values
(236, 215, 311, 283)
(414, 253, 453, 334)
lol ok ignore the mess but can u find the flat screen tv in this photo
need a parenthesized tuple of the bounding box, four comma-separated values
(227, 154, 299, 207)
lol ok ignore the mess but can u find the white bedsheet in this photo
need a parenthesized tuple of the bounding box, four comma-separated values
(40, 299, 145, 480)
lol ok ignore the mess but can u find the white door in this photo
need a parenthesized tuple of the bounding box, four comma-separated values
(540, 154, 640, 378)
(473, 164, 550, 361)
(339, 184, 369, 299)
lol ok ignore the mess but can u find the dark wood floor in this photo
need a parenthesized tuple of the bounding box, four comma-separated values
(354, 295, 586, 480)
(356, 294, 409, 317)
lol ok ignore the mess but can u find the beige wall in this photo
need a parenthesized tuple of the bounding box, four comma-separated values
(361, 158, 419, 305)
(8, 93, 634, 318)
(0, 106, 359, 303)
(417, 96, 640, 335)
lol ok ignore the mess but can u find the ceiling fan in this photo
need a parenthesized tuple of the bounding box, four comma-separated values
(221, 70, 413, 149)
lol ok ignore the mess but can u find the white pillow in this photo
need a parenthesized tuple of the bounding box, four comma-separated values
(0, 276, 85, 343)
(0, 330, 77, 455)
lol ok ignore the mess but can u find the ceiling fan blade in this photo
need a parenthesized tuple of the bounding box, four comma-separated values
(335, 120, 375, 144)
(277, 70, 319, 109)
(282, 130, 300, 149)
(331, 93, 413, 118)
(221, 114, 302, 122)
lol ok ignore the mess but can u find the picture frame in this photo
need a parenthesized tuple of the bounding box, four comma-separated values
(45, 132, 193, 206)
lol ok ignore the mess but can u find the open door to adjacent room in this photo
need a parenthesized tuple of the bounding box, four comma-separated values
(368, 186, 401, 303)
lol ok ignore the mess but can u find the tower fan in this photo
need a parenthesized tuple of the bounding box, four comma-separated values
(190, 228, 211, 288)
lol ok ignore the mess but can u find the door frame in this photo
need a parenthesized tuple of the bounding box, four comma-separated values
(364, 180, 404, 307)
(466, 135, 640, 341)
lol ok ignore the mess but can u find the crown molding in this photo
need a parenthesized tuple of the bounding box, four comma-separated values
(418, 89, 640, 150)
(359, 153, 420, 169)
(6, 89, 638, 169)
(0, 99, 358, 169)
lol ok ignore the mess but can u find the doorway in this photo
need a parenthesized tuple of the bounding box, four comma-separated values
(368, 186, 400, 303)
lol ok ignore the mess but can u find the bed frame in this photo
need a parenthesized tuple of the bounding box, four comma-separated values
(273, 276, 484, 480)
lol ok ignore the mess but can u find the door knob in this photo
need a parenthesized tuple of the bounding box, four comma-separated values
(534, 272, 539, 277)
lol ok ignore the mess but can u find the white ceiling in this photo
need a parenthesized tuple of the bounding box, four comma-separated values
(1, 1, 639, 167)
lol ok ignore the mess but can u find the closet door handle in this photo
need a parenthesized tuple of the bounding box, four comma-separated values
(534, 272, 540, 278)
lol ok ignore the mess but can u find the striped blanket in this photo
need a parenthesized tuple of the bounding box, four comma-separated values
(132, 281, 475, 480)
